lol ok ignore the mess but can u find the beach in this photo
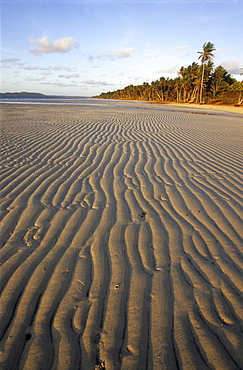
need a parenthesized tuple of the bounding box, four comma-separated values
(0, 100, 243, 369)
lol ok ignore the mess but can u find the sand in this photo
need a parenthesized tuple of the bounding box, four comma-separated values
(0, 100, 243, 369)
(147, 101, 243, 115)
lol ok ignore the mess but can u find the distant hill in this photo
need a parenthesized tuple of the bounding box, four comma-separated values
(0, 92, 88, 99)
(0, 92, 50, 99)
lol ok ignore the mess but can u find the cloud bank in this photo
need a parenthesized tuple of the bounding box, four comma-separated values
(28, 36, 79, 56)
(81, 79, 114, 86)
(156, 66, 179, 74)
(221, 59, 242, 75)
(214, 47, 227, 55)
(1, 58, 21, 63)
(174, 45, 189, 51)
(101, 47, 135, 59)
(58, 73, 80, 79)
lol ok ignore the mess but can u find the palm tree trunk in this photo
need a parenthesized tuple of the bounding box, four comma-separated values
(190, 87, 196, 102)
(199, 63, 205, 104)
(238, 92, 243, 105)
(160, 85, 164, 101)
(196, 87, 199, 103)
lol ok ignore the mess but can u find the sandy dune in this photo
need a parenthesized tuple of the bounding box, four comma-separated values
(0, 101, 243, 369)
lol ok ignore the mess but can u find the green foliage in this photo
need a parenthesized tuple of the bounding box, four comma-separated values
(198, 42, 216, 64)
(97, 43, 242, 106)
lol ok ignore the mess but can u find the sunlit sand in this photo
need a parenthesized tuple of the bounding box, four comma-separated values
(1, 100, 242, 369)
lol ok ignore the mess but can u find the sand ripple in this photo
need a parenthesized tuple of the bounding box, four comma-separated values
(0, 103, 243, 369)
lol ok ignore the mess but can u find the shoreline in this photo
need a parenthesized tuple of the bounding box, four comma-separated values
(2, 97, 243, 115)
(92, 96, 243, 115)
(127, 99, 243, 114)
(151, 100, 243, 113)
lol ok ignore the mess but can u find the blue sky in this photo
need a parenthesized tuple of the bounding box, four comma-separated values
(1, 0, 243, 96)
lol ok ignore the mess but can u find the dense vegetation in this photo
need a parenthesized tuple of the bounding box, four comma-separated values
(97, 42, 243, 106)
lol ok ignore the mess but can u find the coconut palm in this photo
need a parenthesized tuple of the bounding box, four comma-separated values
(209, 65, 235, 101)
(231, 81, 243, 105)
(198, 42, 215, 103)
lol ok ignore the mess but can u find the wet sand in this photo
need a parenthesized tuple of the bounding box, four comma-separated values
(0, 101, 243, 369)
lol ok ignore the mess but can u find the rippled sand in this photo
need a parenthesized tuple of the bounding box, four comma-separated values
(0, 101, 243, 369)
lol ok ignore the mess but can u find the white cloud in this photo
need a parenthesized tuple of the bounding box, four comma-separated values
(144, 51, 161, 59)
(101, 47, 135, 59)
(133, 76, 144, 81)
(0, 58, 21, 63)
(51, 66, 75, 71)
(41, 70, 53, 76)
(24, 66, 39, 70)
(81, 79, 114, 86)
(28, 36, 79, 56)
(220, 59, 242, 75)
(214, 47, 227, 55)
(58, 73, 80, 79)
(174, 45, 189, 51)
(40, 81, 80, 88)
(156, 66, 179, 74)
(25, 77, 46, 82)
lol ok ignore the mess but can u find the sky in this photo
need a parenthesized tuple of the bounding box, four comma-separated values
(1, 0, 243, 97)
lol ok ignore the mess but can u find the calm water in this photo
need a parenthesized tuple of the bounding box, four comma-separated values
(0, 97, 114, 107)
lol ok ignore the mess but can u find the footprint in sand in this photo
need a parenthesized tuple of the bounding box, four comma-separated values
(24, 226, 40, 246)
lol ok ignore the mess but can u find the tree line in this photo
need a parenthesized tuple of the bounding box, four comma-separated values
(97, 42, 243, 106)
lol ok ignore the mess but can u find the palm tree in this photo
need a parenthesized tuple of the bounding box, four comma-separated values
(198, 42, 215, 103)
